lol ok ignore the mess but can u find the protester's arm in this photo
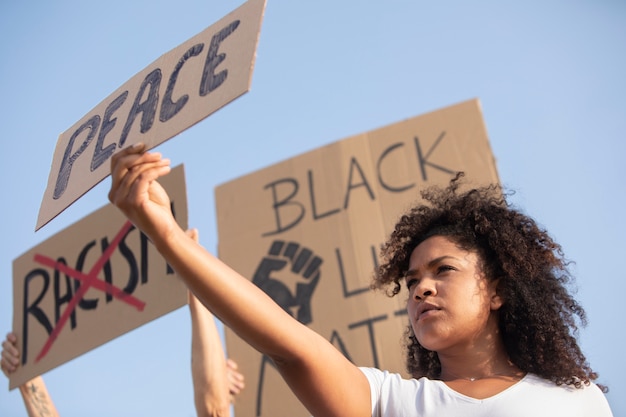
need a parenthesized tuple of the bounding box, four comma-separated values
(109, 144, 371, 417)
(1, 333, 60, 417)
(187, 228, 244, 417)
(189, 289, 232, 417)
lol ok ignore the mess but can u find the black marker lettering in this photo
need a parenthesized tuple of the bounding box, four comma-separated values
(414, 132, 455, 180)
(348, 315, 388, 368)
(119, 69, 162, 146)
(117, 227, 139, 295)
(160, 44, 204, 122)
(335, 247, 369, 298)
(199, 20, 240, 95)
(262, 178, 304, 236)
(309, 170, 340, 221)
(22, 269, 53, 364)
(343, 157, 375, 209)
(255, 354, 276, 416)
(53, 115, 100, 199)
(377, 142, 415, 192)
(75, 240, 99, 309)
(91, 91, 128, 171)
(53, 258, 77, 330)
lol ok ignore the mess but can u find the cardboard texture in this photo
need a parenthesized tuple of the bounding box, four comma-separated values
(215, 99, 500, 416)
(36, 0, 266, 231)
(11, 165, 188, 390)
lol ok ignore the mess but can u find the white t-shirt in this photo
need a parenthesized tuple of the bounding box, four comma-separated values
(360, 367, 613, 417)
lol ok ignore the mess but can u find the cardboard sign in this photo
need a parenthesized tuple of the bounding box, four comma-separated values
(215, 99, 501, 416)
(11, 165, 188, 390)
(36, 0, 266, 231)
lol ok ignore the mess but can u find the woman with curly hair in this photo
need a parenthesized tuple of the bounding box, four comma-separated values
(364, 172, 612, 415)
(109, 144, 613, 416)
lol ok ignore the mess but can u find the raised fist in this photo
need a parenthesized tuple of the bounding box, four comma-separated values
(252, 241, 322, 325)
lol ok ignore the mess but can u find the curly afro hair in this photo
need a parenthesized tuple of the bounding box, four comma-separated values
(373, 173, 605, 391)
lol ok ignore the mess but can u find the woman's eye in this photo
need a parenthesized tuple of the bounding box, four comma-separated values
(405, 278, 417, 289)
(436, 265, 455, 274)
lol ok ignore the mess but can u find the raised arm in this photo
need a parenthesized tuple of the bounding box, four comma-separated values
(189, 289, 232, 417)
(186, 228, 244, 417)
(1, 333, 60, 417)
(108, 144, 371, 417)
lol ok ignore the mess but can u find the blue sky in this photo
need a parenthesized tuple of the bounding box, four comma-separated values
(1, 1, 624, 416)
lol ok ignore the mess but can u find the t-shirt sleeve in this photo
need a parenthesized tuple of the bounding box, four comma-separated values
(583, 383, 614, 417)
(359, 367, 385, 417)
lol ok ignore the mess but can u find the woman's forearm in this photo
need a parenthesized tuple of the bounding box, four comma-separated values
(18, 376, 60, 417)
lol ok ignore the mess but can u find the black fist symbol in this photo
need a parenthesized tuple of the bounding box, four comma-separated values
(252, 241, 322, 325)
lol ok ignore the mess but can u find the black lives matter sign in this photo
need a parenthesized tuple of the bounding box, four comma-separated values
(216, 99, 501, 416)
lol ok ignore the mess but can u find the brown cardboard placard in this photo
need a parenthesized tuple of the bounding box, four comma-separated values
(215, 99, 500, 416)
(36, 0, 266, 231)
(11, 165, 188, 390)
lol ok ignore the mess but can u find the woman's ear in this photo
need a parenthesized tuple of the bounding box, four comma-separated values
(489, 279, 504, 311)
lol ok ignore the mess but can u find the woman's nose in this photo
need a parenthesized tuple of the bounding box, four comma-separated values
(413, 280, 436, 300)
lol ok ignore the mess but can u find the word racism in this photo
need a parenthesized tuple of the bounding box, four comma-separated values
(13, 165, 188, 389)
(37, 0, 265, 230)
(21, 221, 172, 365)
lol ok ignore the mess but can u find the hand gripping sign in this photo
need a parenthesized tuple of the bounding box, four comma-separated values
(12, 165, 188, 390)
(36, 0, 266, 230)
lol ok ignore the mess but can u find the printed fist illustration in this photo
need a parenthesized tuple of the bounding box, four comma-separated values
(252, 241, 323, 325)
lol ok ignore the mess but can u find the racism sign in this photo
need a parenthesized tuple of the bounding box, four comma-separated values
(11, 165, 188, 390)
(36, 0, 266, 230)
(215, 99, 501, 416)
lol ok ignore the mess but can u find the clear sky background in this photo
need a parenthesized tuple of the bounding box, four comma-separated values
(1, 1, 624, 416)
